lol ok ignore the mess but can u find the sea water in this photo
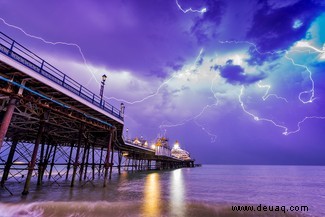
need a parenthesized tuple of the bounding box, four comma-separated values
(0, 165, 324, 217)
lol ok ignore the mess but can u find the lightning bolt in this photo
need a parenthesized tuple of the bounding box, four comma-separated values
(3, 16, 323, 137)
(285, 116, 325, 135)
(296, 41, 325, 53)
(284, 51, 316, 104)
(220, 40, 325, 135)
(159, 103, 218, 142)
(239, 86, 289, 135)
(105, 48, 205, 105)
(240, 84, 325, 136)
(219, 40, 316, 104)
(159, 71, 219, 142)
(0, 17, 206, 107)
(0, 17, 101, 85)
(175, 0, 207, 14)
(0, 16, 215, 140)
(159, 103, 218, 129)
(257, 81, 288, 103)
(105, 75, 177, 104)
(194, 119, 218, 143)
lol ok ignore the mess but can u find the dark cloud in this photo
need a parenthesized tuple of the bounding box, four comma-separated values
(247, 0, 324, 52)
(244, 0, 325, 66)
(190, 0, 225, 44)
(166, 58, 185, 72)
(0, 0, 199, 79)
(210, 64, 220, 71)
(219, 59, 266, 85)
(246, 47, 285, 66)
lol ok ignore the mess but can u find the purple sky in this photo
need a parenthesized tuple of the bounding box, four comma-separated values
(1, 0, 325, 164)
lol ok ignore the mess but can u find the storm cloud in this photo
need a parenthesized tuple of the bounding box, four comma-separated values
(219, 60, 266, 85)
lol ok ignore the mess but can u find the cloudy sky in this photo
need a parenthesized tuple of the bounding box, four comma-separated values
(1, 0, 325, 164)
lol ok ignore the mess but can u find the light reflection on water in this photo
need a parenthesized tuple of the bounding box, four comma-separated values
(142, 173, 161, 217)
(141, 169, 186, 217)
(1, 165, 325, 216)
(170, 168, 185, 217)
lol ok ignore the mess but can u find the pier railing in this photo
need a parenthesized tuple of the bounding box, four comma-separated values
(0, 32, 123, 121)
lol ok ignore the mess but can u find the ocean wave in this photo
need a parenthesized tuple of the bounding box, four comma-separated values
(0, 201, 308, 217)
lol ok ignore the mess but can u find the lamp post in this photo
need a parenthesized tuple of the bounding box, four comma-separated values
(100, 74, 107, 106)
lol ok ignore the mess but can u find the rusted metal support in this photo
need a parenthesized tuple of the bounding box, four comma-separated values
(43, 143, 53, 180)
(135, 159, 138, 171)
(84, 143, 90, 180)
(0, 138, 18, 187)
(91, 144, 95, 180)
(117, 150, 122, 175)
(37, 138, 46, 186)
(22, 114, 47, 195)
(40, 142, 50, 181)
(66, 142, 74, 180)
(79, 142, 87, 181)
(71, 125, 83, 187)
(109, 144, 114, 180)
(48, 144, 58, 180)
(98, 146, 104, 177)
(103, 130, 113, 187)
(0, 98, 16, 151)
(131, 157, 134, 171)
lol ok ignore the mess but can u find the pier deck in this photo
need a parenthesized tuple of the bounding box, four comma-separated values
(0, 31, 194, 195)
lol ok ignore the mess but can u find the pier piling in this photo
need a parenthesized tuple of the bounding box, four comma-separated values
(22, 114, 47, 195)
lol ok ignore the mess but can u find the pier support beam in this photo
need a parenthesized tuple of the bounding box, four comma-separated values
(91, 144, 95, 180)
(66, 142, 74, 180)
(117, 150, 122, 175)
(40, 142, 51, 182)
(98, 147, 104, 177)
(84, 143, 90, 180)
(109, 145, 114, 180)
(22, 114, 47, 195)
(103, 130, 113, 187)
(1, 138, 18, 187)
(71, 126, 83, 187)
(48, 144, 57, 180)
(0, 98, 16, 151)
(37, 139, 46, 186)
(79, 141, 87, 181)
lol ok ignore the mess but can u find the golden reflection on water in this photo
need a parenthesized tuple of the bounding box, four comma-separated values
(142, 173, 161, 217)
(170, 169, 185, 217)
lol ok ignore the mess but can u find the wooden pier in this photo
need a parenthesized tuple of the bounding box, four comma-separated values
(0, 31, 194, 195)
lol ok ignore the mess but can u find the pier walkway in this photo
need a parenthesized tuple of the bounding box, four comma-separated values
(0, 32, 194, 195)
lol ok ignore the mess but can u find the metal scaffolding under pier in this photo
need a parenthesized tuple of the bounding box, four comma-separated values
(0, 31, 194, 195)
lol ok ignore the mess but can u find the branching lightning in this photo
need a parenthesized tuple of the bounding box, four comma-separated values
(219, 39, 316, 104)
(159, 103, 218, 129)
(219, 40, 325, 135)
(239, 86, 289, 135)
(240, 85, 325, 135)
(0, 17, 101, 85)
(194, 119, 218, 142)
(159, 69, 219, 142)
(284, 52, 316, 104)
(257, 81, 288, 103)
(175, 0, 207, 14)
(0, 16, 216, 140)
(104, 48, 205, 105)
(2, 14, 324, 138)
(159, 103, 219, 142)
